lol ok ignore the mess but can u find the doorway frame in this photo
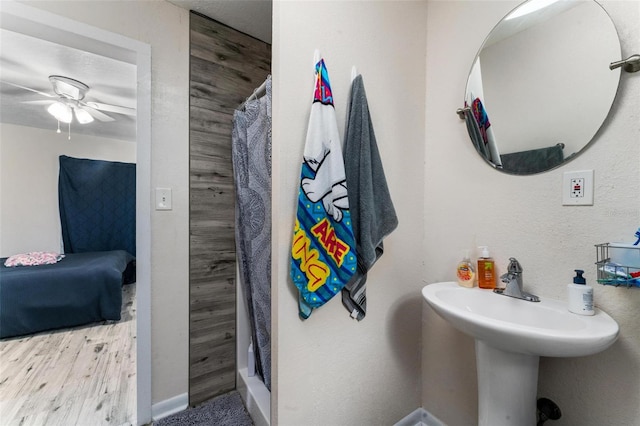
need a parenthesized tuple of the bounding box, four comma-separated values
(0, 1, 152, 423)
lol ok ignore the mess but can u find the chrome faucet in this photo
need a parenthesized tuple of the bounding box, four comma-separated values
(494, 257, 540, 302)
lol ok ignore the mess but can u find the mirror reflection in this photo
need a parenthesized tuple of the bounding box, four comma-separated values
(464, 0, 621, 175)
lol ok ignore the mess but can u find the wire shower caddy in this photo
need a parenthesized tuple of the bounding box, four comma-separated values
(595, 243, 640, 288)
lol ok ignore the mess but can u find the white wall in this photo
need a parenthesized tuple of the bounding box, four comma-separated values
(272, 1, 427, 424)
(0, 123, 136, 257)
(22, 0, 190, 406)
(423, 1, 640, 425)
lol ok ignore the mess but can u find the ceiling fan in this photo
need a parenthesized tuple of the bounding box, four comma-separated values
(5, 75, 136, 125)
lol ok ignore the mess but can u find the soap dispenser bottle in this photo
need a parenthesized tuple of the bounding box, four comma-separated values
(456, 250, 476, 288)
(477, 246, 496, 289)
(568, 269, 594, 316)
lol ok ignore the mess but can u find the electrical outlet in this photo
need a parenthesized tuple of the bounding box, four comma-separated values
(562, 170, 593, 206)
(570, 178, 584, 198)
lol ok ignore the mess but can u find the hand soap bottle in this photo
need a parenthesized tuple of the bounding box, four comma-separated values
(477, 246, 496, 289)
(568, 269, 594, 316)
(456, 251, 476, 288)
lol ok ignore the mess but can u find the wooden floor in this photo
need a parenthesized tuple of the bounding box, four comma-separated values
(0, 284, 136, 426)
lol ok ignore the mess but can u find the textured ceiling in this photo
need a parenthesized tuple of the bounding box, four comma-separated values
(168, 0, 272, 43)
(0, 1, 272, 142)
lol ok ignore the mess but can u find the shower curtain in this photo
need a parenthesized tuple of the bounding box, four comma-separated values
(231, 76, 272, 391)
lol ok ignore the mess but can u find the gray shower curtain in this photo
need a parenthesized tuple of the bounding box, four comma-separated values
(231, 76, 272, 391)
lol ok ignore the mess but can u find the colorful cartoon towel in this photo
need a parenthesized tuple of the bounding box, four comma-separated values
(471, 97, 491, 145)
(291, 59, 357, 319)
(470, 98, 501, 167)
(341, 75, 398, 320)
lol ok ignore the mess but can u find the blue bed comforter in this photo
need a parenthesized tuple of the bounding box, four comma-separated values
(0, 250, 134, 339)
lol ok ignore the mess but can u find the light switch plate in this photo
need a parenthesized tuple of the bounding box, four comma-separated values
(156, 187, 172, 210)
(562, 170, 593, 206)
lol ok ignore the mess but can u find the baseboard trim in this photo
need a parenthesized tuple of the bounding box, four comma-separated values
(151, 392, 188, 422)
(237, 367, 270, 426)
(394, 407, 447, 426)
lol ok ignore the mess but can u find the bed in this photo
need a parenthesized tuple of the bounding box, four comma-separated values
(0, 251, 135, 339)
(0, 155, 136, 339)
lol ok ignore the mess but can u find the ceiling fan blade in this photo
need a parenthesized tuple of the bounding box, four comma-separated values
(1, 80, 55, 98)
(84, 101, 136, 116)
(79, 105, 115, 122)
(22, 100, 56, 106)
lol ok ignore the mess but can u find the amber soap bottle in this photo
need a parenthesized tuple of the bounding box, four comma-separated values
(477, 246, 496, 289)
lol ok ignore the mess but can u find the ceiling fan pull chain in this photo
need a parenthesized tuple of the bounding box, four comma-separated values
(56, 120, 61, 134)
(68, 121, 71, 141)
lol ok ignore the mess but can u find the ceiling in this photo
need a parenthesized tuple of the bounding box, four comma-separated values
(0, 28, 137, 141)
(0, 1, 272, 142)
(168, 0, 272, 44)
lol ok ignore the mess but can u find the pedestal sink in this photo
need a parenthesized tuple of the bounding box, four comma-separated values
(422, 282, 619, 426)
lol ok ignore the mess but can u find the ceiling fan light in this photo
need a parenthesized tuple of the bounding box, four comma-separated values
(47, 101, 72, 123)
(74, 108, 94, 124)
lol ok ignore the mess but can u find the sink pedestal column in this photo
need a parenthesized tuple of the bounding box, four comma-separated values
(475, 340, 539, 426)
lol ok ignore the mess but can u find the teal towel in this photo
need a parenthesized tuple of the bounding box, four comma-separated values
(341, 75, 398, 320)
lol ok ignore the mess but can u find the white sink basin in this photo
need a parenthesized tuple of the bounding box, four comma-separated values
(422, 282, 619, 426)
(422, 281, 619, 357)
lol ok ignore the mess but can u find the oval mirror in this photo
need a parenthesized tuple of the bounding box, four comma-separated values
(463, 0, 621, 175)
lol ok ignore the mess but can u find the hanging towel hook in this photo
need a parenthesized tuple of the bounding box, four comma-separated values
(609, 54, 640, 73)
(351, 65, 358, 82)
(456, 107, 470, 120)
(313, 49, 320, 66)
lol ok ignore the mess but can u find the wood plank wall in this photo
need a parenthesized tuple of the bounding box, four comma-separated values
(189, 12, 271, 406)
